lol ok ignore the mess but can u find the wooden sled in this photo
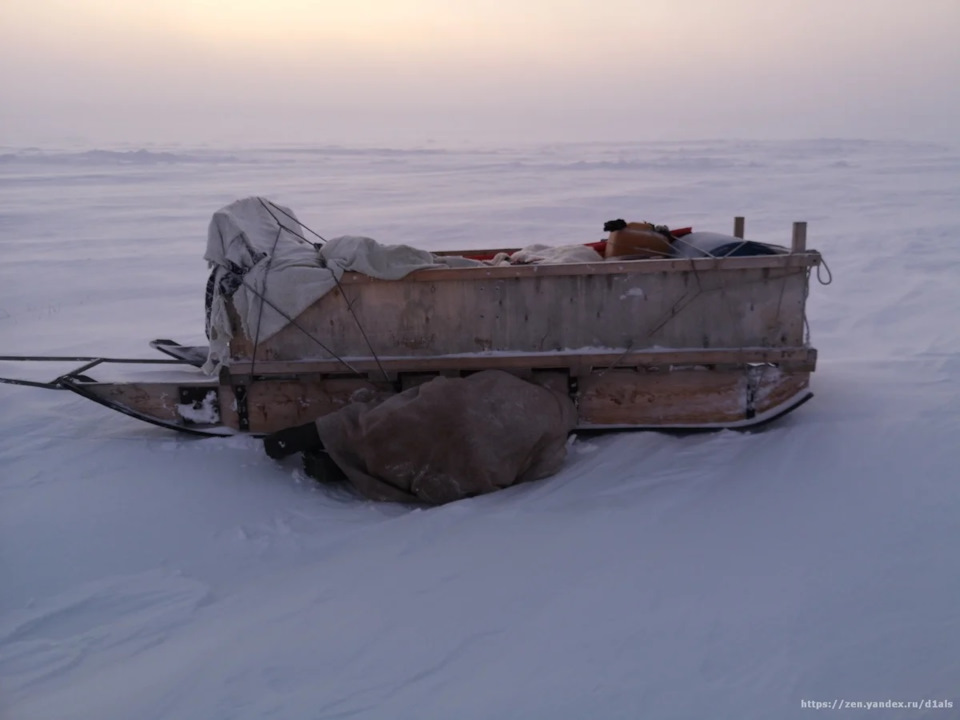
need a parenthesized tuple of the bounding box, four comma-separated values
(0, 219, 822, 437)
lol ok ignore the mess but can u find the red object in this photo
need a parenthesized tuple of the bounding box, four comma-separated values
(584, 240, 607, 255)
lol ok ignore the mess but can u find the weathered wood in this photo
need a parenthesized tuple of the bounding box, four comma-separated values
(751, 367, 811, 416)
(335, 252, 821, 284)
(233, 264, 813, 363)
(734, 216, 745, 239)
(578, 368, 745, 425)
(219, 378, 382, 434)
(226, 347, 817, 378)
(79, 382, 221, 428)
(792, 222, 807, 253)
(81, 383, 186, 422)
(76, 362, 811, 433)
(577, 366, 810, 427)
(84, 230, 821, 434)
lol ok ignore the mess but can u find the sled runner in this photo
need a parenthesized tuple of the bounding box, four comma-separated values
(0, 199, 824, 436)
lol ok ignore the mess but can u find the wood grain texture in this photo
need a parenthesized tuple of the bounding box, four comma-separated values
(576, 367, 810, 426)
(792, 222, 808, 253)
(226, 347, 817, 378)
(89, 250, 822, 433)
(340, 251, 821, 282)
(83, 383, 185, 422)
(81, 383, 221, 428)
(577, 368, 746, 425)
(78, 365, 811, 432)
(231, 261, 815, 362)
(219, 378, 384, 434)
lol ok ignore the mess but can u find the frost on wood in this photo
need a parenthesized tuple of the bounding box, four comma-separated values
(176, 390, 220, 425)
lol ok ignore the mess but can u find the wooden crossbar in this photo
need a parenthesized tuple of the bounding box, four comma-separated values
(227, 346, 817, 378)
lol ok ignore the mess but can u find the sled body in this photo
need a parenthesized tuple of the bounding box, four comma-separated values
(2, 222, 821, 436)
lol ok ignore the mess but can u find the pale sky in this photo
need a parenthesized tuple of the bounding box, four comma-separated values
(2, 0, 958, 146)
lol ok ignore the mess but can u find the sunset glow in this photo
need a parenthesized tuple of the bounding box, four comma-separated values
(2, 0, 958, 145)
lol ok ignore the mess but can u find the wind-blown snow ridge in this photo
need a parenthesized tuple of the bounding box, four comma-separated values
(0, 149, 239, 166)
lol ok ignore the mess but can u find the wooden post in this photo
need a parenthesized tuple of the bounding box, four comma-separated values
(791, 221, 807, 254)
(733, 216, 745, 239)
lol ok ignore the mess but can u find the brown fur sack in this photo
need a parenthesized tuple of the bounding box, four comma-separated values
(314, 370, 578, 504)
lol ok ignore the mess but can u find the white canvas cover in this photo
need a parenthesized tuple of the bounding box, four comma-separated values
(202, 197, 482, 373)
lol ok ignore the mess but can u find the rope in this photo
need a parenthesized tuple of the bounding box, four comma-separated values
(260, 198, 329, 246)
(255, 197, 389, 382)
(238, 279, 362, 375)
(248, 225, 284, 380)
(218, 204, 362, 376)
(816, 255, 833, 285)
(256, 197, 322, 248)
(600, 257, 706, 375)
(317, 248, 391, 384)
(605, 234, 805, 419)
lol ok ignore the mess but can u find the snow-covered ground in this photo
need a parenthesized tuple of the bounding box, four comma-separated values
(1, 140, 958, 719)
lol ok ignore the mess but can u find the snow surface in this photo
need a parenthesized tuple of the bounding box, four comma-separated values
(1, 140, 959, 719)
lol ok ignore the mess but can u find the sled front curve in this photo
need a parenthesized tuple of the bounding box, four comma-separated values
(61, 375, 235, 437)
(0, 355, 228, 437)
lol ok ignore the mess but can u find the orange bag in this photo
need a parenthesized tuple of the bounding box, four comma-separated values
(605, 222, 673, 259)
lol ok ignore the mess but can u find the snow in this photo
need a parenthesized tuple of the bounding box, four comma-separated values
(2, 139, 959, 719)
(176, 390, 221, 426)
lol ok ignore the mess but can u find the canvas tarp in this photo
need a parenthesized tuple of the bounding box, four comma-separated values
(202, 196, 483, 373)
(313, 370, 578, 504)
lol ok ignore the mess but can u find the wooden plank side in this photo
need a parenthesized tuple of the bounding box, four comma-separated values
(226, 346, 817, 377)
(78, 368, 812, 433)
(577, 368, 747, 426)
(82, 383, 187, 422)
(791, 222, 808, 253)
(752, 368, 810, 415)
(237, 265, 811, 361)
(577, 366, 812, 426)
(219, 378, 385, 434)
(336, 251, 822, 283)
(79, 382, 226, 432)
(74, 370, 813, 434)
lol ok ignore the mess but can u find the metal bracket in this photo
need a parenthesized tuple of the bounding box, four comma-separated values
(234, 384, 250, 431)
(745, 364, 768, 420)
